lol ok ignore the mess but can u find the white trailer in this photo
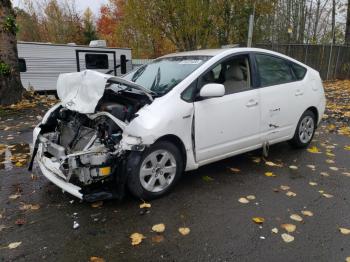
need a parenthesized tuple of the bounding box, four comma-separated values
(17, 41, 132, 92)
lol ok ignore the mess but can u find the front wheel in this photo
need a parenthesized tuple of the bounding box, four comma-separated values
(127, 141, 183, 200)
(289, 110, 316, 148)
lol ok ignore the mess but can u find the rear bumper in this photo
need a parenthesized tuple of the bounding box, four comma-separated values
(37, 145, 83, 199)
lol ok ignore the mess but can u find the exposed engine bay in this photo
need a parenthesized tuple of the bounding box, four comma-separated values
(30, 72, 153, 201)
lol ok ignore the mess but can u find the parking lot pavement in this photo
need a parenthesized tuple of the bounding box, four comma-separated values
(0, 85, 350, 262)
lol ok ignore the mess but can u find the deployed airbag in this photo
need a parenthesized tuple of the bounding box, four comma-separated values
(57, 70, 112, 114)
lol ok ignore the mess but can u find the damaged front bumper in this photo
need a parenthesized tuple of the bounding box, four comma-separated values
(32, 132, 145, 201)
(34, 133, 125, 201)
(36, 144, 83, 199)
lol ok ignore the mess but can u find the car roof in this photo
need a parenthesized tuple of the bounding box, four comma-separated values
(162, 49, 227, 57)
(160, 47, 312, 70)
(161, 47, 285, 58)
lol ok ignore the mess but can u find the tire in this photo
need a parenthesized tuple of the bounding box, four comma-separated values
(127, 141, 183, 200)
(289, 110, 316, 148)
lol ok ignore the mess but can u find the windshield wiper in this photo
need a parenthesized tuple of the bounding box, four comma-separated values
(107, 76, 156, 101)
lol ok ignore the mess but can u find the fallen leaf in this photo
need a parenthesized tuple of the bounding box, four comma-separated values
(271, 227, 278, 233)
(344, 145, 350, 151)
(320, 172, 330, 177)
(286, 191, 297, 197)
(307, 164, 316, 170)
(15, 218, 26, 225)
(230, 168, 240, 173)
(202, 175, 214, 182)
(329, 166, 339, 171)
(309, 182, 318, 186)
(15, 162, 23, 167)
(265, 172, 277, 177)
(307, 146, 321, 154)
(91, 201, 103, 208)
(152, 223, 165, 233)
(246, 195, 256, 200)
(8, 242, 22, 249)
(346, 257, 350, 262)
(9, 193, 21, 200)
(252, 157, 261, 163)
(238, 197, 249, 204)
(281, 223, 296, 233)
(151, 235, 164, 243)
(325, 159, 335, 164)
(178, 227, 190, 235)
(290, 214, 303, 222)
(280, 185, 290, 191)
(301, 210, 313, 217)
(289, 165, 298, 170)
(139, 202, 151, 209)
(339, 227, 350, 235)
(322, 193, 334, 198)
(342, 172, 350, 177)
(30, 204, 40, 210)
(326, 152, 335, 157)
(19, 203, 40, 211)
(130, 233, 145, 246)
(281, 233, 294, 243)
(90, 257, 105, 262)
(265, 161, 282, 167)
(252, 217, 265, 224)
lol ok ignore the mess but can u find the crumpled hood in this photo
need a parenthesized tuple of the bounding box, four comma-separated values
(57, 70, 112, 114)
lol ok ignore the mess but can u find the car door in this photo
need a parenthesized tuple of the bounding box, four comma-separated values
(255, 53, 305, 144)
(194, 54, 261, 163)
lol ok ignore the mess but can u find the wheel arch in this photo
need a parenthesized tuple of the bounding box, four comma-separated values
(155, 134, 187, 170)
(305, 106, 319, 125)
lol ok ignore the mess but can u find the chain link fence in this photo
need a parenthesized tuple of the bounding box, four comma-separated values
(254, 43, 350, 80)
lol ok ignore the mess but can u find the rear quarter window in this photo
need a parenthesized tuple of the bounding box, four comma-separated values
(290, 62, 307, 80)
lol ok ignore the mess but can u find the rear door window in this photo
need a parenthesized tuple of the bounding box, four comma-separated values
(255, 54, 294, 87)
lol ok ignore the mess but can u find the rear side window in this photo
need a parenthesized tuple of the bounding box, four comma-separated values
(290, 62, 307, 80)
(255, 54, 293, 87)
(18, 58, 26, 72)
(85, 54, 108, 69)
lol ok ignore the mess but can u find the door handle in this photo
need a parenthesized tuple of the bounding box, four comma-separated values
(246, 99, 258, 107)
(295, 89, 304, 96)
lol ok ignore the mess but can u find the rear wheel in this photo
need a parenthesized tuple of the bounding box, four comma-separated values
(289, 110, 316, 148)
(127, 141, 183, 200)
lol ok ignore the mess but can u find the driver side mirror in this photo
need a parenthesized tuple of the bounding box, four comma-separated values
(199, 83, 225, 98)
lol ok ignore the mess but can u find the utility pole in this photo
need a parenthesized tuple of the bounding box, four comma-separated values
(247, 3, 256, 47)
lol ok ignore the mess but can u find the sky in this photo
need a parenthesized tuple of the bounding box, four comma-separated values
(12, 0, 109, 15)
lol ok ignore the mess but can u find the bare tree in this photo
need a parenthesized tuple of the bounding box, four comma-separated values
(331, 0, 336, 43)
(0, 0, 24, 105)
(346, 0, 350, 44)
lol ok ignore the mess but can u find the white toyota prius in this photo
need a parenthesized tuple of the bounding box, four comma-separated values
(30, 48, 326, 201)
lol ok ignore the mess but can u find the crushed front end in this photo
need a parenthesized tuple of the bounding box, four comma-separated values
(29, 71, 151, 201)
(32, 106, 129, 201)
